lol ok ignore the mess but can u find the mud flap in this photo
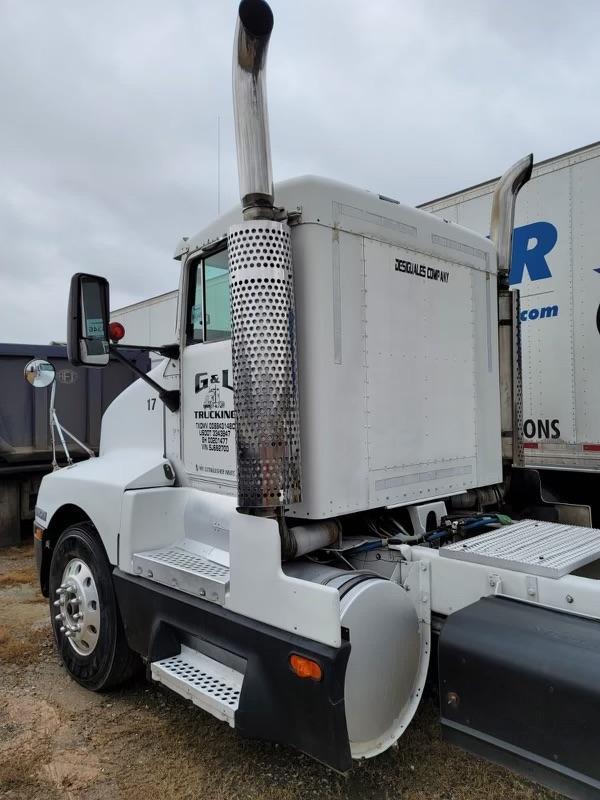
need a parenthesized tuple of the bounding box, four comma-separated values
(439, 596, 600, 800)
(509, 466, 592, 527)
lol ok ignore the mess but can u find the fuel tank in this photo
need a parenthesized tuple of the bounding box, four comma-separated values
(283, 561, 427, 758)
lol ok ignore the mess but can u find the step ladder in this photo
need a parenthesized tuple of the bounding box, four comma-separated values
(132, 539, 229, 604)
(151, 646, 243, 726)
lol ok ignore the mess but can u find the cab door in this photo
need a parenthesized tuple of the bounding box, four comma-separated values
(180, 246, 237, 494)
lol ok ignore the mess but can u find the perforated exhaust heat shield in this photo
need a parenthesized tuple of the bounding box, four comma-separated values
(228, 220, 302, 508)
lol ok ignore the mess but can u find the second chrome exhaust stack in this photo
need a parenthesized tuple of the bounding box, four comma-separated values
(491, 153, 533, 468)
(490, 153, 533, 288)
(229, 0, 302, 510)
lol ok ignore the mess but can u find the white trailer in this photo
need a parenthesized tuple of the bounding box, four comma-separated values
(27, 3, 600, 798)
(111, 291, 178, 367)
(421, 144, 600, 522)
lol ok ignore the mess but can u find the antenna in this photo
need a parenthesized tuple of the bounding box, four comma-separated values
(217, 114, 221, 215)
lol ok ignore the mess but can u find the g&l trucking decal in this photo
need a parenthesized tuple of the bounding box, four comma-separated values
(193, 370, 236, 478)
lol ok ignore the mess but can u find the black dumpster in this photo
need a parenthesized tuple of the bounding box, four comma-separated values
(0, 343, 149, 546)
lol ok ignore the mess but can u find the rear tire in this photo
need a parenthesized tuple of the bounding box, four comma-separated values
(49, 521, 140, 690)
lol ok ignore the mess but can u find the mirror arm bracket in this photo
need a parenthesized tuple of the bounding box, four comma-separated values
(109, 346, 180, 413)
(110, 343, 180, 360)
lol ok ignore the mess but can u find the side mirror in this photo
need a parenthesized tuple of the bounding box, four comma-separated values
(24, 359, 56, 388)
(67, 273, 110, 367)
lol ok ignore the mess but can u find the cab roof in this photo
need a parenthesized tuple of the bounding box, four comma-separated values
(176, 175, 496, 275)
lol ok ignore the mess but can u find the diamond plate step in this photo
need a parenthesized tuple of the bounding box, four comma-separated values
(151, 646, 243, 726)
(441, 518, 600, 578)
(132, 540, 229, 603)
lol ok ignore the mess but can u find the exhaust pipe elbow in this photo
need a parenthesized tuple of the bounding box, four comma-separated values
(233, 0, 275, 218)
(490, 153, 533, 286)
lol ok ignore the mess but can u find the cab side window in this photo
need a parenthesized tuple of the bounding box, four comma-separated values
(205, 250, 231, 341)
(187, 261, 204, 343)
(186, 248, 231, 344)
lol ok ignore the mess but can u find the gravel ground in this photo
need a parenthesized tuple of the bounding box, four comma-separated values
(0, 541, 558, 800)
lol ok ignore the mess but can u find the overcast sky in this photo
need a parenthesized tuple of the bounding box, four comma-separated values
(2, 0, 600, 343)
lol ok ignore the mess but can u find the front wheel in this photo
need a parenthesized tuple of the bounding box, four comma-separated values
(49, 521, 140, 690)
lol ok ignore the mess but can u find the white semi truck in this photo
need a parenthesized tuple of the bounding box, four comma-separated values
(29, 2, 600, 797)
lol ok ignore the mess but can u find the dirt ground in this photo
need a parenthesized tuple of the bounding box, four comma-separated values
(0, 541, 558, 800)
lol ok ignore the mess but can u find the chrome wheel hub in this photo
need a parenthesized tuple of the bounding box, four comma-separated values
(53, 558, 100, 655)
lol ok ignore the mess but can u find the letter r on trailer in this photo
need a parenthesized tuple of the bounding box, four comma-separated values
(509, 221, 557, 285)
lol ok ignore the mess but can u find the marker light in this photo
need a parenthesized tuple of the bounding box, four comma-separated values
(109, 321, 125, 343)
(289, 654, 323, 681)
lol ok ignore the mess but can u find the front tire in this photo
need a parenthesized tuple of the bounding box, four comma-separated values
(49, 521, 139, 690)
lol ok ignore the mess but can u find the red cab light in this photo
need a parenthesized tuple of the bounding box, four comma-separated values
(109, 321, 125, 343)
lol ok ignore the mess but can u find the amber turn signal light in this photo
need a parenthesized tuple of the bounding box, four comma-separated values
(289, 654, 323, 681)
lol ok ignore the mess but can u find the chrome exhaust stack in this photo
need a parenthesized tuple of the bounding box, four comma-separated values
(229, 0, 302, 510)
(233, 0, 275, 220)
(491, 154, 533, 468)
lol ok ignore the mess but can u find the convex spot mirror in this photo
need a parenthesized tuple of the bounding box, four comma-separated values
(24, 359, 56, 388)
(67, 273, 110, 367)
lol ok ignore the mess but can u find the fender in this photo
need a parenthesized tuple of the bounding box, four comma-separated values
(35, 368, 176, 565)
(35, 450, 175, 565)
